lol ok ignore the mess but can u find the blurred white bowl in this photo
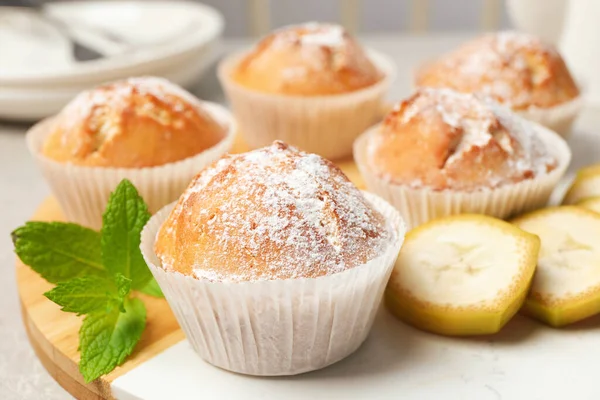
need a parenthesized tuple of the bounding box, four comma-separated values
(505, 0, 566, 45)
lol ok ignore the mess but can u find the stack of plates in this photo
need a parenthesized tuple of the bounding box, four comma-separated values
(0, 1, 223, 121)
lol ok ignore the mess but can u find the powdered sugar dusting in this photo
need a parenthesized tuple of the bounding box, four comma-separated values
(419, 31, 564, 109)
(273, 22, 346, 49)
(58, 76, 211, 136)
(490, 99, 555, 176)
(157, 141, 391, 282)
(299, 24, 345, 47)
(268, 22, 366, 75)
(281, 66, 308, 80)
(495, 31, 548, 54)
(400, 89, 497, 159)
(373, 88, 556, 189)
(236, 22, 382, 95)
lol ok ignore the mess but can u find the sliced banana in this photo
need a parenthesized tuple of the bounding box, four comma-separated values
(512, 207, 600, 327)
(563, 164, 600, 205)
(386, 214, 539, 336)
(578, 197, 600, 214)
(579, 164, 600, 176)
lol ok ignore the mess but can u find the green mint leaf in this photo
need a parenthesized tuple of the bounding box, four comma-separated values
(114, 273, 132, 312)
(79, 297, 146, 383)
(114, 273, 132, 299)
(138, 277, 164, 298)
(12, 222, 105, 283)
(101, 179, 152, 291)
(44, 274, 131, 315)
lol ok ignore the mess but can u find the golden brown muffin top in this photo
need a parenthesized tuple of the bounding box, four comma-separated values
(231, 23, 382, 96)
(415, 31, 580, 110)
(366, 88, 557, 191)
(155, 141, 391, 282)
(42, 77, 226, 168)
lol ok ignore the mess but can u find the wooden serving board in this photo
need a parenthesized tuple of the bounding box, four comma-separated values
(15, 134, 365, 400)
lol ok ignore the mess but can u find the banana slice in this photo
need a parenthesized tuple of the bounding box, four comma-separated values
(563, 164, 600, 205)
(386, 214, 540, 336)
(579, 164, 600, 176)
(578, 197, 600, 214)
(512, 207, 600, 327)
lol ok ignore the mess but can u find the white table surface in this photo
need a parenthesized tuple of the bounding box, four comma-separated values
(1, 33, 599, 400)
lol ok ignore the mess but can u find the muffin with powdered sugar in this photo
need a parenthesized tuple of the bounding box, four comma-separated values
(354, 88, 571, 228)
(26, 76, 235, 228)
(218, 22, 396, 159)
(415, 31, 582, 136)
(141, 141, 406, 376)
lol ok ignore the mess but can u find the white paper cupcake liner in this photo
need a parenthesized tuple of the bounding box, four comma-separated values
(517, 96, 583, 138)
(354, 122, 572, 229)
(140, 192, 406, 376)
(218, 48, 396, 160)
(26, 102, 236, 229)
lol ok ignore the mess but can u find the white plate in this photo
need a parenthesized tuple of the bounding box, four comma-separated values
(0, 1, 222, 86)
(0, 0, 223, 120)
(0, 43, 220, 121)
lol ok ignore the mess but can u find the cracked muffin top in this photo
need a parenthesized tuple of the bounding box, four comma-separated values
(42, 77, 226, 168)
(415, 31, 579, 110)
(231, 23, 383, 96)
(155, 141, 392, 282)
(365, 88, 557, 191)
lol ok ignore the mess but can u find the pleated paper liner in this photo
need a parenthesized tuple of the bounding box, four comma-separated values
(517, 96, 583, 139)
(140, 192, 406, 376)
(26, 102, 236, 229)
(218, 48, 396, 160)
(354, 121, 572, 229)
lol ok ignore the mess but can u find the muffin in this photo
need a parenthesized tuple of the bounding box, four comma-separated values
(42, 77, 226, 168)
(26, 77, 235, 228)
(141, 141, 406, 375)
(415, 31, 582, 136)
(218, 22, 395, 159)
(231, 23, 382, 96)
(354, 88, 571, 228)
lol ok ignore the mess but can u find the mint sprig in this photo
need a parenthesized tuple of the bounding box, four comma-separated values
(12, 179, 163, 383)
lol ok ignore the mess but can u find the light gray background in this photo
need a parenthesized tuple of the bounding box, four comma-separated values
(32, 0, 513, 36)
(198, 0, 511, 37)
